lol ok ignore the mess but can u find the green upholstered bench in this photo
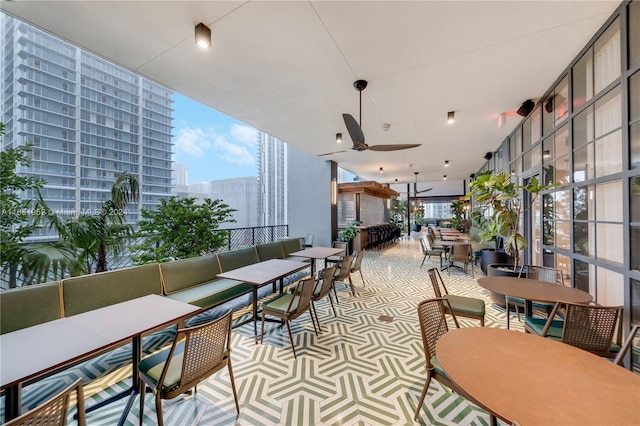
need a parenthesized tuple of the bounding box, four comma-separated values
(0, 281, 62, 334)
(61, 263, 162, 317)
(256, 242, 285, 261)
(160, 254, 252, 309)
(280, 238, 312, 264)
(217, 247, 260, 272)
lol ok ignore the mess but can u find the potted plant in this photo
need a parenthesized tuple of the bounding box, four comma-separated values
(468, 171, 556, 274)
(338, 220, 362, 254)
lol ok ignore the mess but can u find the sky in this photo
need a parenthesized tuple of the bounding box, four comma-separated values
(172, 94, 258, 184)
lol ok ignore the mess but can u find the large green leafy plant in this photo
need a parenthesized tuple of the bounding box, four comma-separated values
(467, 171, 555, 270)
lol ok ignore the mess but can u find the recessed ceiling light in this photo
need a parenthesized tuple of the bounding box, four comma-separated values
(195, 23, 211, 48)
(444, 160, 449, 167)
(443, 175, 447, 180)
(447, 111, 455, 124)
(336, 133, 342, 144)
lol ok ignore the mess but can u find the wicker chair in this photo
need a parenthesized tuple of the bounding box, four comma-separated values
(447, 243, 473, 276)
(138, 310, 239, 426)
(260, 277, 318, 359)
(5, 379, 86, 426)
(614, 324, 640, 367)
(538, 301, 623, 358)
(420, 236, 444, 268)
(427, 268, 485, 326)
(333, 254, 354, 297)
(506, 265, 563, 329)
(311, 266, 337, 328)
(349, 250, 367, 288)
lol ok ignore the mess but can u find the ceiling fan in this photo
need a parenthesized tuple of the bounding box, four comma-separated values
(318, 79, 421, 156)
(397, 171, 432, 197)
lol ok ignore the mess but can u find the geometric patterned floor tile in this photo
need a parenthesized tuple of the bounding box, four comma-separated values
(3, 235, 522, 425)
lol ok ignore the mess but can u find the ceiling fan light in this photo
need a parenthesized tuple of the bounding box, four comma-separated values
(336, 133, 342, 144)
(195, 23, 211, 48)
(447, 111, 455, 124)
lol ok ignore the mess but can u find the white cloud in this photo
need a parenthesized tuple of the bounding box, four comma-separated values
(214, 135, 255, 166)
(174, 127, 211, 157)
(230, 124, 258, 147)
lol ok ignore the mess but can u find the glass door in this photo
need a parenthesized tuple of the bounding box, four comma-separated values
(523, 175, 541, 266)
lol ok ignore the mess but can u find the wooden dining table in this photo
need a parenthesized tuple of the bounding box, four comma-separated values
(477, 276, 593, 317)
(437, 327, 640, 425)
(289, 246, 345, 275)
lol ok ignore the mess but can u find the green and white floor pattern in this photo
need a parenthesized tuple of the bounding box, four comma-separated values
(6, 235, 523, 425)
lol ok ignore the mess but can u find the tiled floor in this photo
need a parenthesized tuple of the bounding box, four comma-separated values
(8, 235, 523, 425)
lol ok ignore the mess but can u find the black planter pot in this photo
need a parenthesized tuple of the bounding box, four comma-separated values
(486, 263, 520, 307)
(479, 249, 513, 275)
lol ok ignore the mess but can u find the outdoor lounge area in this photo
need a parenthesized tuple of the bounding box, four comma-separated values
(2, 1, 640, 425)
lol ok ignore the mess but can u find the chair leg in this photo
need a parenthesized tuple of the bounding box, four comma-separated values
(506, 301, 511, 330)
(359, 270, 365, 287)
(413, 375, 433, 421)
(155, 393, 164, 426)
(328, 293, 337, 317)
(138, 382, 146, 426)
(260, 311, 266, 344)
(331, 283, 340, 304)
(309, 303, 320, 336)
(227, 361, 240, 415)
(421, 254, 427, 268)
(348, 275, 356, 297)
(480, 316, 485, 327)
(285, 319, 297, 359)
(516, 305, 521, 322)
(490, 414, 497, 426)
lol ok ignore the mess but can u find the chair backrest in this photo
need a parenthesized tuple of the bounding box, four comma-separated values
(614, 324, 640, 366)
(290, 277, 316, 318)
(422, 236, 432, 252)
(332, 241, 348, 250)
(416, 298, 458, 369)
(168, 310, 232, 391)
(334, 254, 353, 281)
(544, 301, 623, 357)
(519, 265, 563, 285)
(5, 378, 86, 426)
(351, 250, 364, 273)
(314, 266, 336, 300)
(427, 267, 449, 297)
(451, 244, 471, 262)
(304, 234, 314, 247)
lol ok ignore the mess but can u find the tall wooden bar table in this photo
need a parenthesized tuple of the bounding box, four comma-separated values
(217, 258, 309, 342)
(437, 327, 640, 425)
(477, 276, 592, 317)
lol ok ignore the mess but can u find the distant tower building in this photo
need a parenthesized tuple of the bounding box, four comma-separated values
(210, 177, 258, 229)
(173, 162, 187, 186)
(1, 15, 173, 239)
(257, 132, 287, 226)
(188, 181, 211, 195)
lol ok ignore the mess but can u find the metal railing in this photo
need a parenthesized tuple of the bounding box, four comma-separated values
(1, 224, 290, 289)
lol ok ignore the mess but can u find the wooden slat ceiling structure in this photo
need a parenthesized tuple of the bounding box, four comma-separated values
(338, 181, 399, 199)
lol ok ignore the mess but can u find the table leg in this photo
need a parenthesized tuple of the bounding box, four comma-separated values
(253, 286, 258, 344)
(116, 335, 142, 426)
(4, 383, 21, 422)
(525, 299, 533, 318)
(310, 259, 316, 276)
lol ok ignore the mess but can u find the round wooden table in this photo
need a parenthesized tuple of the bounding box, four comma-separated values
(477, 276, 592, 316)
(437, 327, 640, 425)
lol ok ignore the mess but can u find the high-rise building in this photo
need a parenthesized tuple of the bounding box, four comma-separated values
(173, 161, 187, 186)
(210, 177, 258, 229)
(257, 131, 287, 226)
(1, 15, 173, 239)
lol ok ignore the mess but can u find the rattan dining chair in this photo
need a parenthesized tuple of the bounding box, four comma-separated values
(614, 324, 640, 367)
(506, 265, 563, 329)
(138, 310, 239, 426)
(333, 254, 354, 297)
(414, 298, 497, 425)
(539, 301, 623, 358)
(311, 266, 337, 329)
(349, 250, 366, 289)
(5, 379, 86, 426)
(447, 243, 473, 276)
(427, 268, 485, 326)
(261, 277, 318, 359)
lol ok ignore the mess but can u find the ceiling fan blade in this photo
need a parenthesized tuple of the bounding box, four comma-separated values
(317, 150, 349, 157)
(368, 144, 422, 152)
(416, 188, 433, 193)
(342, 113, 365, 144)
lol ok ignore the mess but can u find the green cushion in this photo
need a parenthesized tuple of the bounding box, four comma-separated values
(160, 254, 220, 294)
(165, 279, 253, 309)
(263, 293, 298, 315)
(524, 317, 564, 339)
(430, 356, 448, 378)
(444, 295, 485, 316)
(62, 264, 162, 316)
(139, 342, 185, 391)
(217, 247, 259, 272)
(281, 238, 302, 256)
(0, 282, 62, 334)
(256, 242, 285, 262)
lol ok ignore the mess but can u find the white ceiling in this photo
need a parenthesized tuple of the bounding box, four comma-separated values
(2, 1, 619, 184)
